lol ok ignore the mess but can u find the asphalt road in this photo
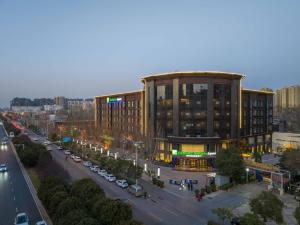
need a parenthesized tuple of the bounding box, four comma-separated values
(45, 142, 246, 225)
(0, 124, 42, 225)
(24, 130, 249, 225)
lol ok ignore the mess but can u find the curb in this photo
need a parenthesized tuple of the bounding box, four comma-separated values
(10, 141, 53, 225)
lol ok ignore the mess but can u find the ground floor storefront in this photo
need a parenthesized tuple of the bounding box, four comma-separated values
(172, 157, 216, 172)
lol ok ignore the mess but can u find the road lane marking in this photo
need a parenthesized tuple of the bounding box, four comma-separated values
(148, 212, 163, 222)
(14, 196, 16, 201)
(161, 207, 178, 216)
(16, 207, 18, 213)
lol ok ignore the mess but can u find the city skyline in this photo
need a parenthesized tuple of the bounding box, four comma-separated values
(1, 0, 300, 107)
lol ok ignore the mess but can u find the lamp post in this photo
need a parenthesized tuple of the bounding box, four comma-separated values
(157, 167, 160, 179)
(246, 168, 249, 183)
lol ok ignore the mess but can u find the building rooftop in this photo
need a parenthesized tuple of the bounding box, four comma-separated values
(141, 71, 245, 82)
(242, 88, 274, 95)
(95, 90, 144, 99)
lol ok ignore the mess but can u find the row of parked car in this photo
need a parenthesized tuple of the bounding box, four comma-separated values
(63, 150, 82, 162)
(83, 161, 144, 197)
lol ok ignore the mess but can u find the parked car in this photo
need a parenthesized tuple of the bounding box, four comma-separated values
(97, 169, 107, 176)
(36, 221, 48, 225)
(127, 184, 144, 197)
(14, 212, 29, 225)
(57, 146, 63, 150)
(105, 174, 116, 182)
(83, 161, 92, 167)
(43, 140, 51, 146)
(73, 156, 82, 162)
(90, 165, 99, 172)
(64, 150, 71, 155)
(70, 154, 75, 159)
(116, 179, 129, 188)
(0, 164, 7, 172)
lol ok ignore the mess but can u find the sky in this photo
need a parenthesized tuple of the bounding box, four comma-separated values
(0, 0, 300, 107)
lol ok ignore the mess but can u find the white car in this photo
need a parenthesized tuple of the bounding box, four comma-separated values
(70, 154, 75, 159)
(73, 156, 81, 162)
(43, 141, 51, 145)
(83, 161, 92, 167)
(105, 174, 116, 182)
(0, 164, 7, 172)
(36, 221, 48, 225)
(15, 212, 29, 225)
(57, 146, 63, 150)
(90, 165, 99, 172)
(1, 140, 7, 145)
(64, 150, 71, 155)
(116, 179, 129, 188)
(97, 169, 107, 176)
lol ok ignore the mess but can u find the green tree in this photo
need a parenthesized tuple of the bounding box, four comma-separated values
(253, 151, 262, 163)
(250, 191, 284, 223)
(295, 206, 300, 225)
(37, 176, 66, 204)
(70, 178, 104, 205)
(56, 209, 88, 225)
(54, 197, 83, 222)
(119, 220, 144, 225)
(240, 213, 265, 225)
(280, 149, 300, 178)
(77, 218, 99, 225)
(91, 196, 110, 220)
(216, 147, 245, 182)
(49, 133, 59, 142)
(48, 191, 69, 215)
(212, 208, 233, 225)
(99, 200, 132, 225)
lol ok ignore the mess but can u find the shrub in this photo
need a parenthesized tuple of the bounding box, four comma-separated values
(219, 183, 233, 191)
(205, 185, 212, 194)
(211, 184, 217, 192)
(200, 188, 206, 196)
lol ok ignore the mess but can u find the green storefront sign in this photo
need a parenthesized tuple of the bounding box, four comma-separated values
(172, 150, 216, 157)
(106, 97, 122, 103)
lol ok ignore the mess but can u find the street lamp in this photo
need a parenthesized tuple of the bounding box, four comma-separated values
(144, 163, 147, 172)
(157, 167, 161, 179)
(246, 168, 249, 183)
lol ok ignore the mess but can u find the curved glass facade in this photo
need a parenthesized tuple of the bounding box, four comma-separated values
(213, 84, 231, 138)
(179, 83, 208, 137)
(156, 85, 173, 136)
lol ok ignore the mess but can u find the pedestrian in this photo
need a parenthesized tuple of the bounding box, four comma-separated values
(191, 183, 193, 191)
(188, 182, 191, 191)
(144, 191, 147, 199)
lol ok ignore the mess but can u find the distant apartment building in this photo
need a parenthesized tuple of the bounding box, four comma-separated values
(67, 98, 94, 112)
(95, 71, 274, 171)
(54, 96, 67, 109)
(275, 85, 300, 114)
(11, 106, 42, 113)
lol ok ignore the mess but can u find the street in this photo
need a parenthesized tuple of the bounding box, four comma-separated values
(0, 124, 42, 225)
(44, 140, 254, 225)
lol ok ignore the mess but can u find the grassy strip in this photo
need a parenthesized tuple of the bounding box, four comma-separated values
(27, 167, 41, 190)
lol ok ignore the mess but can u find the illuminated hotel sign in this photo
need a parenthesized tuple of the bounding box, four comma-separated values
(106, 97, 122, 103)
(172, 150, 216, 157)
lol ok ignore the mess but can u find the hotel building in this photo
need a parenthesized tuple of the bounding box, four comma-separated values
(95, 71, 273, 171)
